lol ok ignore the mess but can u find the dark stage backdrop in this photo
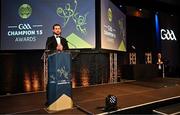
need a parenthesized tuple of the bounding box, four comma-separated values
(0, 51, 44, 95)
(158, 12, 179, 76)
(0, 52, 110, 95)
(159, 12, 179, 66)
(126, 16, 155, 64)
(72, 53, 110, 87)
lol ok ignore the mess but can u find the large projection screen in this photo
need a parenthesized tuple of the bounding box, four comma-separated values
(101, 0, 126, 51)
(1, 0, 95, 50)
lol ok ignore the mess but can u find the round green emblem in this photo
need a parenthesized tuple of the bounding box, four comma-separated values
(19, 4, 32, 19)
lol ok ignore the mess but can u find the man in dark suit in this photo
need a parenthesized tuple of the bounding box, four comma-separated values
(45, 24, 69, 107)
(156, 52, 164, 77)
(46, 24, 69, 51)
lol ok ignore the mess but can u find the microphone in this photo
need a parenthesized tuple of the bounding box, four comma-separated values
(60, 36, 77, 48)
(131, 45, 136, 50)
(60, 36, 80, 60)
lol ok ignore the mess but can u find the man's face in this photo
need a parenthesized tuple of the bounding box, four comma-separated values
(53, 25, 61, 35)
(158, 53, 162, 58)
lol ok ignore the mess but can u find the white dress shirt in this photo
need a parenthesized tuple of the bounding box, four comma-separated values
(54, 35, 61, 44)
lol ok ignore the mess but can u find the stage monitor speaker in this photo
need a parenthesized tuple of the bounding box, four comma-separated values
(105, 95, 118, 111)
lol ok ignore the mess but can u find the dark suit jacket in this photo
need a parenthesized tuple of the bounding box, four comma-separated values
(46, 36, 69, 51)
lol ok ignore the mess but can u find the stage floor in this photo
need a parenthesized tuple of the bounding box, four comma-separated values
(0, 77, 180, 114)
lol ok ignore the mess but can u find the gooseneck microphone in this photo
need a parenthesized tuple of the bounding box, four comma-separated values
(60, 36, 77, 48)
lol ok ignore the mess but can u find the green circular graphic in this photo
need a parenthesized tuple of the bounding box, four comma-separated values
(18, 4, 32, 19)
(107, 8, 112, 22)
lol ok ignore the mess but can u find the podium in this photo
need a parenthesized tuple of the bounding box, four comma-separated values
(46, 52, 73, 111)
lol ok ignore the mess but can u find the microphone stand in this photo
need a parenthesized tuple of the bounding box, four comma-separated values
(41, 49, 50, 91)
(162, 64, 165, 78)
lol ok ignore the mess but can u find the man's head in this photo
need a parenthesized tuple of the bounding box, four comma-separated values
(158, 53, 162, 58)
(53, 24, 61, 36)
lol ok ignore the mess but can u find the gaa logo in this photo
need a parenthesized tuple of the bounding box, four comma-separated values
(161, 29, 176, 41)
(107, 8, 112, 22)
(18, 24, 32, 30)
(18, 4, 32, 19)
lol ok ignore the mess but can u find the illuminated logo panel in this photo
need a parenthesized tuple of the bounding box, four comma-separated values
(161, 29, 176, 41)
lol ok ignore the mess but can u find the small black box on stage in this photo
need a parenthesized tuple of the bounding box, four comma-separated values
(105, 94, 118, 111)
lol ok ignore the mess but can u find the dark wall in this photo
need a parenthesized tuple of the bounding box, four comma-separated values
(126, 16, 155, 64)
(0, 51, 110, 95)
(72, 52, 110, 87)
(0, 51, 44, 95)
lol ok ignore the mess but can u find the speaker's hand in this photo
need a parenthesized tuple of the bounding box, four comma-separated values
(56, 44, 63, 51)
